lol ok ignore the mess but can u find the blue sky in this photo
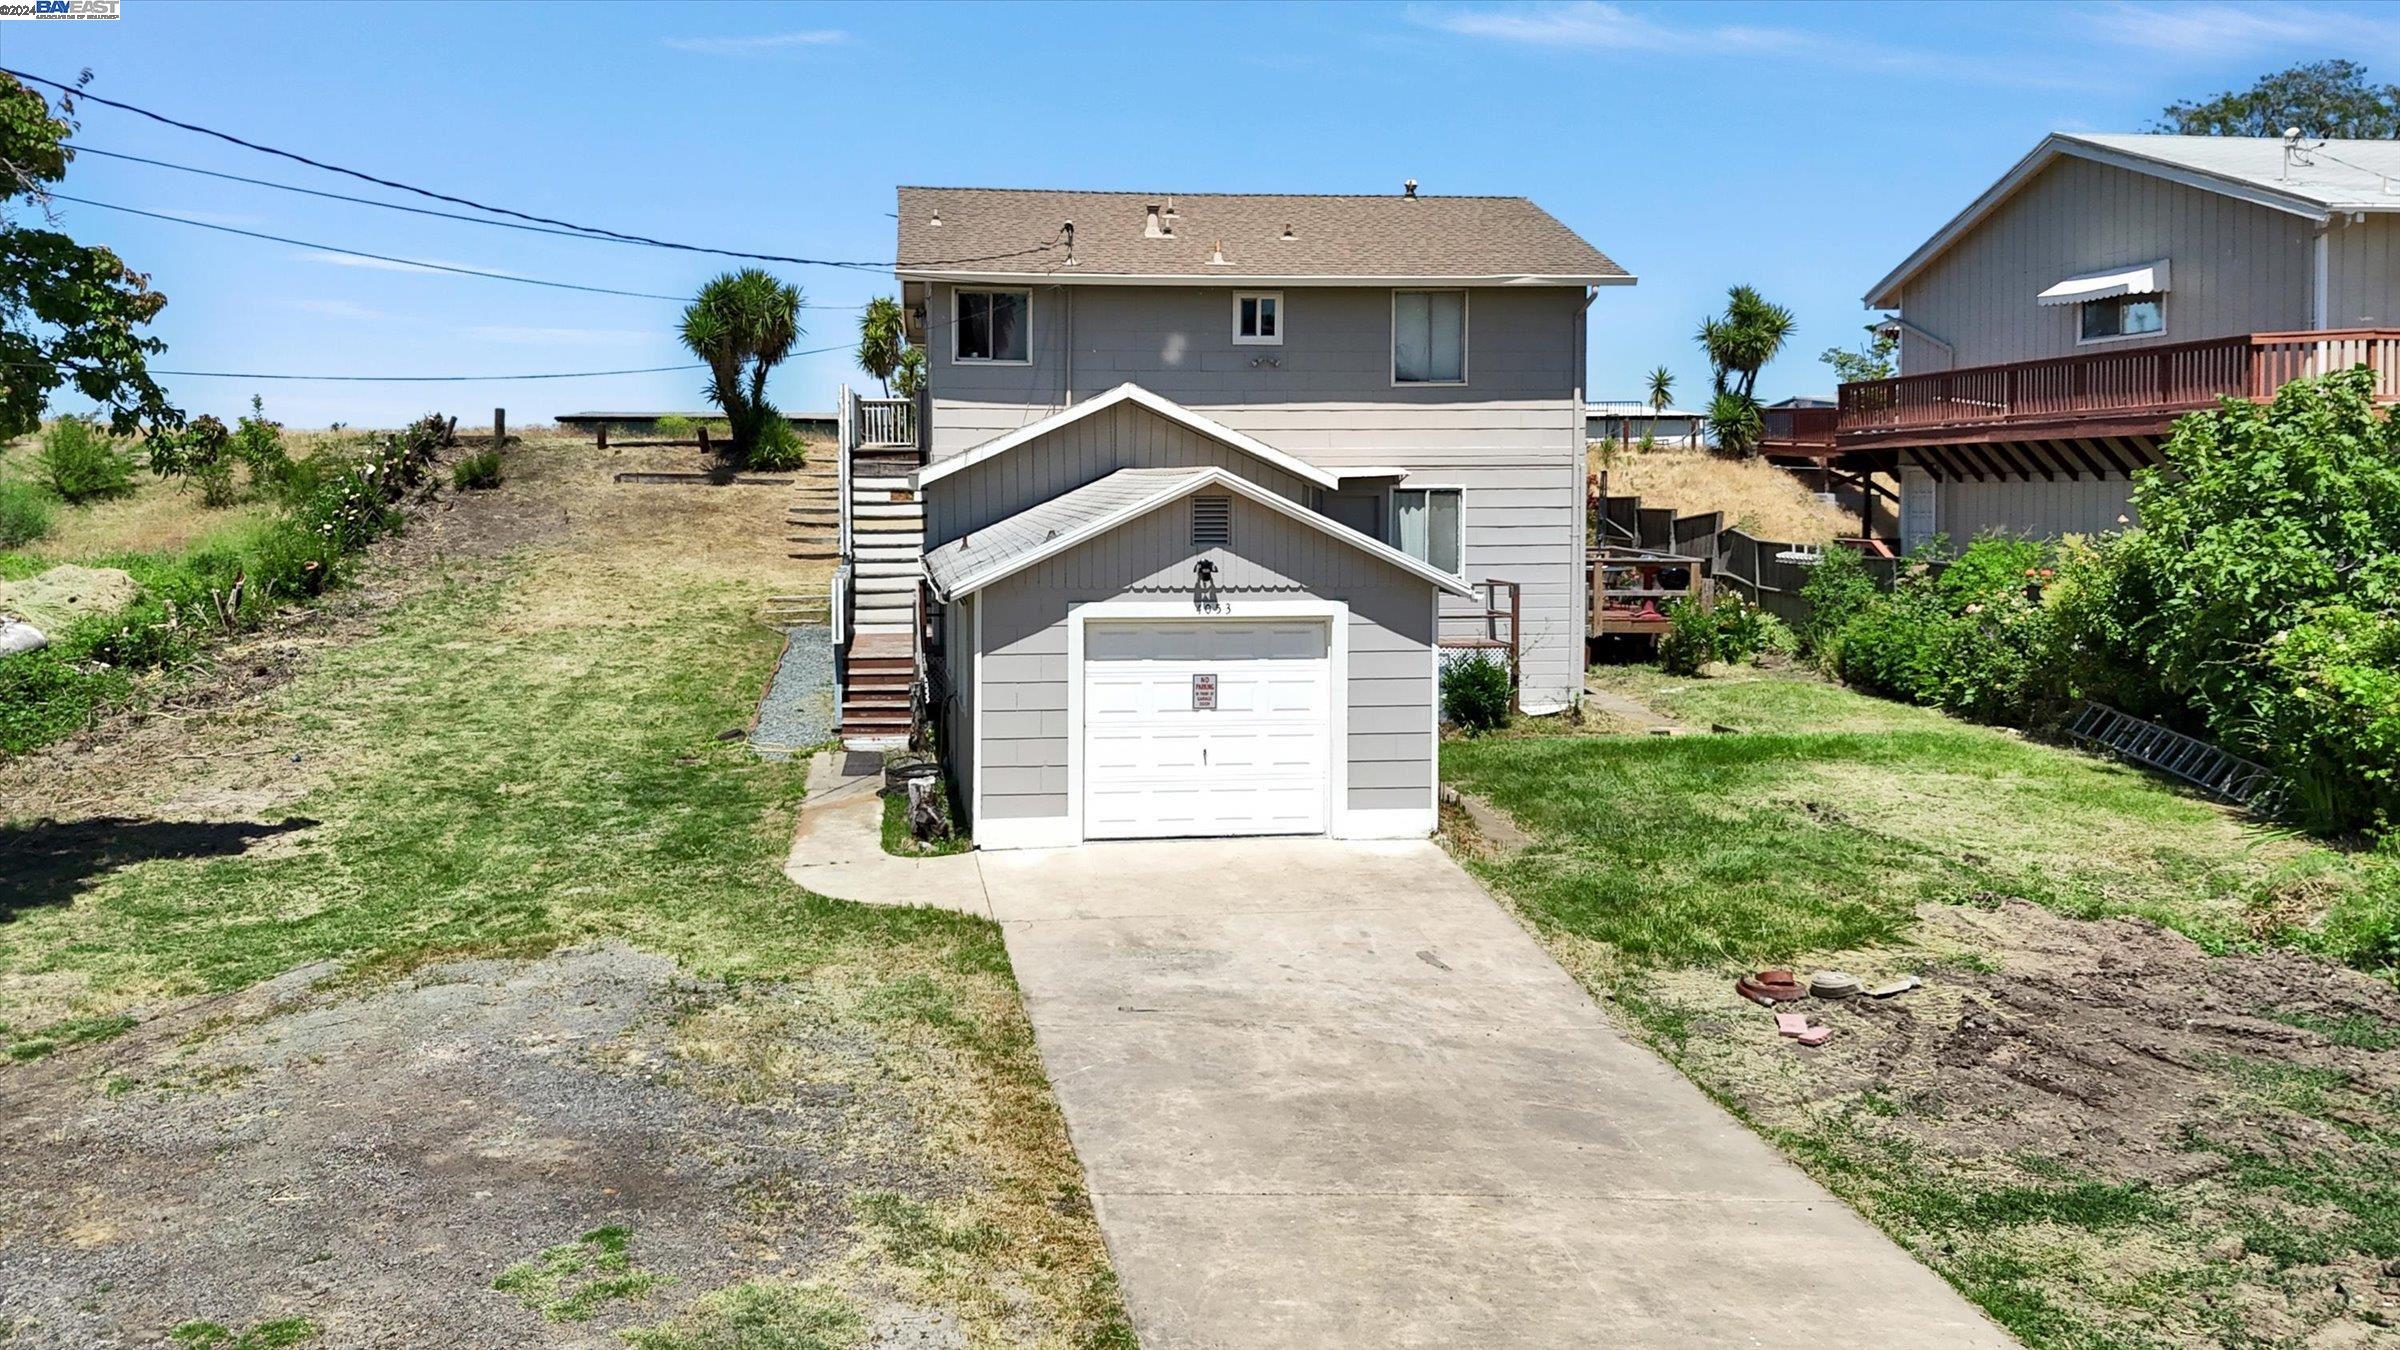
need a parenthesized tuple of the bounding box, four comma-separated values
(11, 0, 2400, 428)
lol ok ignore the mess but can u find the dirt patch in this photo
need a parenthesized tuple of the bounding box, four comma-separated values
(0, 944, 965, 1347)
(1636, 900, 2400, 1343)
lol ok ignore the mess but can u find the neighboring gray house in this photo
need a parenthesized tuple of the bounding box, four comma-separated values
(831, 186, 1629, 849)
(1586, 400, 1704, 447)
(1769, 133, 2400, 551)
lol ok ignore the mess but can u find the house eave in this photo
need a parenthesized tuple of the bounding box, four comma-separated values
(898, 269, 1635, 288)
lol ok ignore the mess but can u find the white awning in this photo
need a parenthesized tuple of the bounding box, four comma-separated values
(2038, 259, 2170, 306)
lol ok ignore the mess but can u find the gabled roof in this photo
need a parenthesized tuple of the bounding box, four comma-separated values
(1865, 133, 2400, 308)
(896, 186, 1631, 286)
(922, 465, 1475, 601)
(915, 383, 1343, 491)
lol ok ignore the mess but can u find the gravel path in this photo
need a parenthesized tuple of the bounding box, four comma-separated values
(750, 625, 833, 759)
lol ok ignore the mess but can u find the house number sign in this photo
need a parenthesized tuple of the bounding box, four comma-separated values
(1191, 673, 1217, 710)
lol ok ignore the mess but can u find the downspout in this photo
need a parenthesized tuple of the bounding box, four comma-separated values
(2312, 218, 2331, 330)
(1062, 286, 1075, 411)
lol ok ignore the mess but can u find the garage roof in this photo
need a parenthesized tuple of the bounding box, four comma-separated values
(916, 384, 1342, 491)
(922, 466, 1475, 601)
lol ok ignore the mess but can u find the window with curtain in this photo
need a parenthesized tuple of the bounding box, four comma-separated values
(955, 289, 1030, 362)
(1393, 290, 1466, 383)
(2079, 293, 2164, 342)
(1392, 488, 1462, 573)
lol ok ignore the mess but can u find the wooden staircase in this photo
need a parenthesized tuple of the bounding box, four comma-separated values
(835, 389, 925, 748)
(785, 458, 841, 562)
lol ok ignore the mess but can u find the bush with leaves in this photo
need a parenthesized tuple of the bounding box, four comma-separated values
(1441, 652, 1513, 735)
(1796, 545, 1881, 660)
(452, 449, 502, 491)
(1824, 535, 2071, 725)
(34, 417, 134, 502)
(1657, 594, 1792, 675)
(0, 479, 51, 545)
(147, 397, 293, 507)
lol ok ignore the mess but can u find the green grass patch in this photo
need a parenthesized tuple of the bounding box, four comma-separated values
(621, 1281, 862, 1350)
(492, 1225, 670, 1323)
(3, 1011, 138, 1062)
(2266, 1010, 2400, 1051)
(168, 1317, 317, 1349)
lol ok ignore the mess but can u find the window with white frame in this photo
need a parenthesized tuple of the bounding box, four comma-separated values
(1233, 291, 1282, 345)
(2079, 294, 2164, 343)
(1393, 290, 1466, 384)
(1392, 487, 1462, 574)
(953, 288, 1030, 363)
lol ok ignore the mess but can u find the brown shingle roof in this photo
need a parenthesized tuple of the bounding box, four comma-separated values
(895, 187, 1628, 283)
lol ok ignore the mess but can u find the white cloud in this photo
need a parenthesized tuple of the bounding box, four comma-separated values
(288, 298, 385, 320)
(2075, 3, 2345, 59)
(294, 250, 519, 278)
(1409, 1, 2078, 86)
(661, 29, 849, 56)
(468, 325, 655, 346)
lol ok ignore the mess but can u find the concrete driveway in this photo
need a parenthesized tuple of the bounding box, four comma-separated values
(974, 837, 2016, 1349)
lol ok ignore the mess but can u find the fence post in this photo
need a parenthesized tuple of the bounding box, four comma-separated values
(596, 423, 609, 451)
(494, 407, 506, 448)
(698, 424, 712, 457)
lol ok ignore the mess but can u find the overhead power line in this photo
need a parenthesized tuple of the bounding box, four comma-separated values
(49, 193, 692, 300)
(5, 66, 1062, 272)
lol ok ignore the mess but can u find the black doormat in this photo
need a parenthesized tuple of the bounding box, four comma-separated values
(841, 750, 885, 778)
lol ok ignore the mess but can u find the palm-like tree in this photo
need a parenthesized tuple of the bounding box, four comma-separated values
(1641, 362, 1680, 441)
(1696, 285, 1795, 456)
(856, 296, 906, 397)
(680, 269, 803, 465)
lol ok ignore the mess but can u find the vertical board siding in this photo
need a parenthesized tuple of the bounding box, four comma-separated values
(1896, 156, 2313, 371)
(1934, 475, 2138, 541)
(941, 596, 977, 826)
(975, 493, 1436, 822)
(2328, 215, 2400, 328)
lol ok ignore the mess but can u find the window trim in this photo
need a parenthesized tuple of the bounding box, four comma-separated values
(1232, 290, 1283, 346)
(1390, 289, 1469, 386)
(1389, 484, 1465, 576)
(2073, 293, 2167, 347)
(951, 286, 1034, 366)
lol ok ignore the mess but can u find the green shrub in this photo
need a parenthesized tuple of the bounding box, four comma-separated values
(1824, 536, 2069, 725)
(2255, 604, 2400, 835)
(744, 418, 807, 471)
(1441, 652, 1512, 735)
(652, 414, 695, 437)
(149, 398, 296, 508)
(36, 418, 135, 503)
(1657, 594, 1791, 676)
(0, 480, 53, 546)
(1797, 545, 1880, 659)
(452, 450, 503, 491)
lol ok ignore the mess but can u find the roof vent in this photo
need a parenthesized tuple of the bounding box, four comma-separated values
(929, 208, 942, 227)
(1403, 178, 1418, 199)
(1145, 204, 1166, 239)
(1191, 495, 1231, 547)
(1281, 222, 1296, 240)
(1207, 239, 1230, 266)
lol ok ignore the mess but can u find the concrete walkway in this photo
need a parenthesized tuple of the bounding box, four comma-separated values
(786, 759, 2014, 1347)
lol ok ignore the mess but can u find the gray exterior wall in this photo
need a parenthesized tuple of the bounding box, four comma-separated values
(938, 594, 977, 818)
(973, 492, 1435, 826)
(1931, 474, 2137, 545)
(1894, 155, 2314, 372)
(924, 282, 1587, 707)
(2327, 213, 2400, 328)
(925, 399, 1316, 548)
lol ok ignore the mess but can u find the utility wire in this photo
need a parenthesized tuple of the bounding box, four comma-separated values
(5, 66, 1063, 272)
(48, 193, 692, 300)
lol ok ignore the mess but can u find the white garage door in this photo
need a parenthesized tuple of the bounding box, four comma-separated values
(1082, 619, 1332, 840)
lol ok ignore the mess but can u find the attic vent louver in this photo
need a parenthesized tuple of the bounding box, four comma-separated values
(1191, 495, 1231, 547)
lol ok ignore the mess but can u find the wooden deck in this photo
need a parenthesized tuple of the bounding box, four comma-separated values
(1762, 330, 2400, 457)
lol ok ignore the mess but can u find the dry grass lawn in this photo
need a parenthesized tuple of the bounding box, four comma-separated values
(1589, 440, 1861, 543)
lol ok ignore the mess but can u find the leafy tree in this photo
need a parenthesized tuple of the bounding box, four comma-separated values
(2157, 60, 2400, 138)
(1695, 285, 1793, 457)
(678, 269, 804, 467)
(856, 296, 906, 397)
(1645, 366, 1674, 414)
(1820, 325, 1897, 384)
(894, 346, 926, 401)
(1, 71, 181, 443)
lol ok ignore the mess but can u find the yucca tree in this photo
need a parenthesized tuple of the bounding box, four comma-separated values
(1696, 285, 1794, 457)
(680, 269, 803, 464)
(856, 296, 906, 397)
(1641, 367, 1680, 441)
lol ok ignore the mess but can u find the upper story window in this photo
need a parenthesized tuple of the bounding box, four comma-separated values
(1393, 290, 1467, 384)
(954, 288, 1030, 364)
(1234, 291, 1282, 345)
(2079, 294, 2164, 343)
(1392, 487, 1462, 574)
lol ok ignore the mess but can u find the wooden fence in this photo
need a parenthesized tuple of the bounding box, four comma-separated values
(1590, 491, 1924, 635)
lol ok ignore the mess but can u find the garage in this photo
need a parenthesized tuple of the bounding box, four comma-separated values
(1080, 618, 1332, 840)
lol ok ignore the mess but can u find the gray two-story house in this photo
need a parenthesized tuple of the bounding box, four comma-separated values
(1764, 133, 2399, 549)
(832, 186, 1628, 849)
